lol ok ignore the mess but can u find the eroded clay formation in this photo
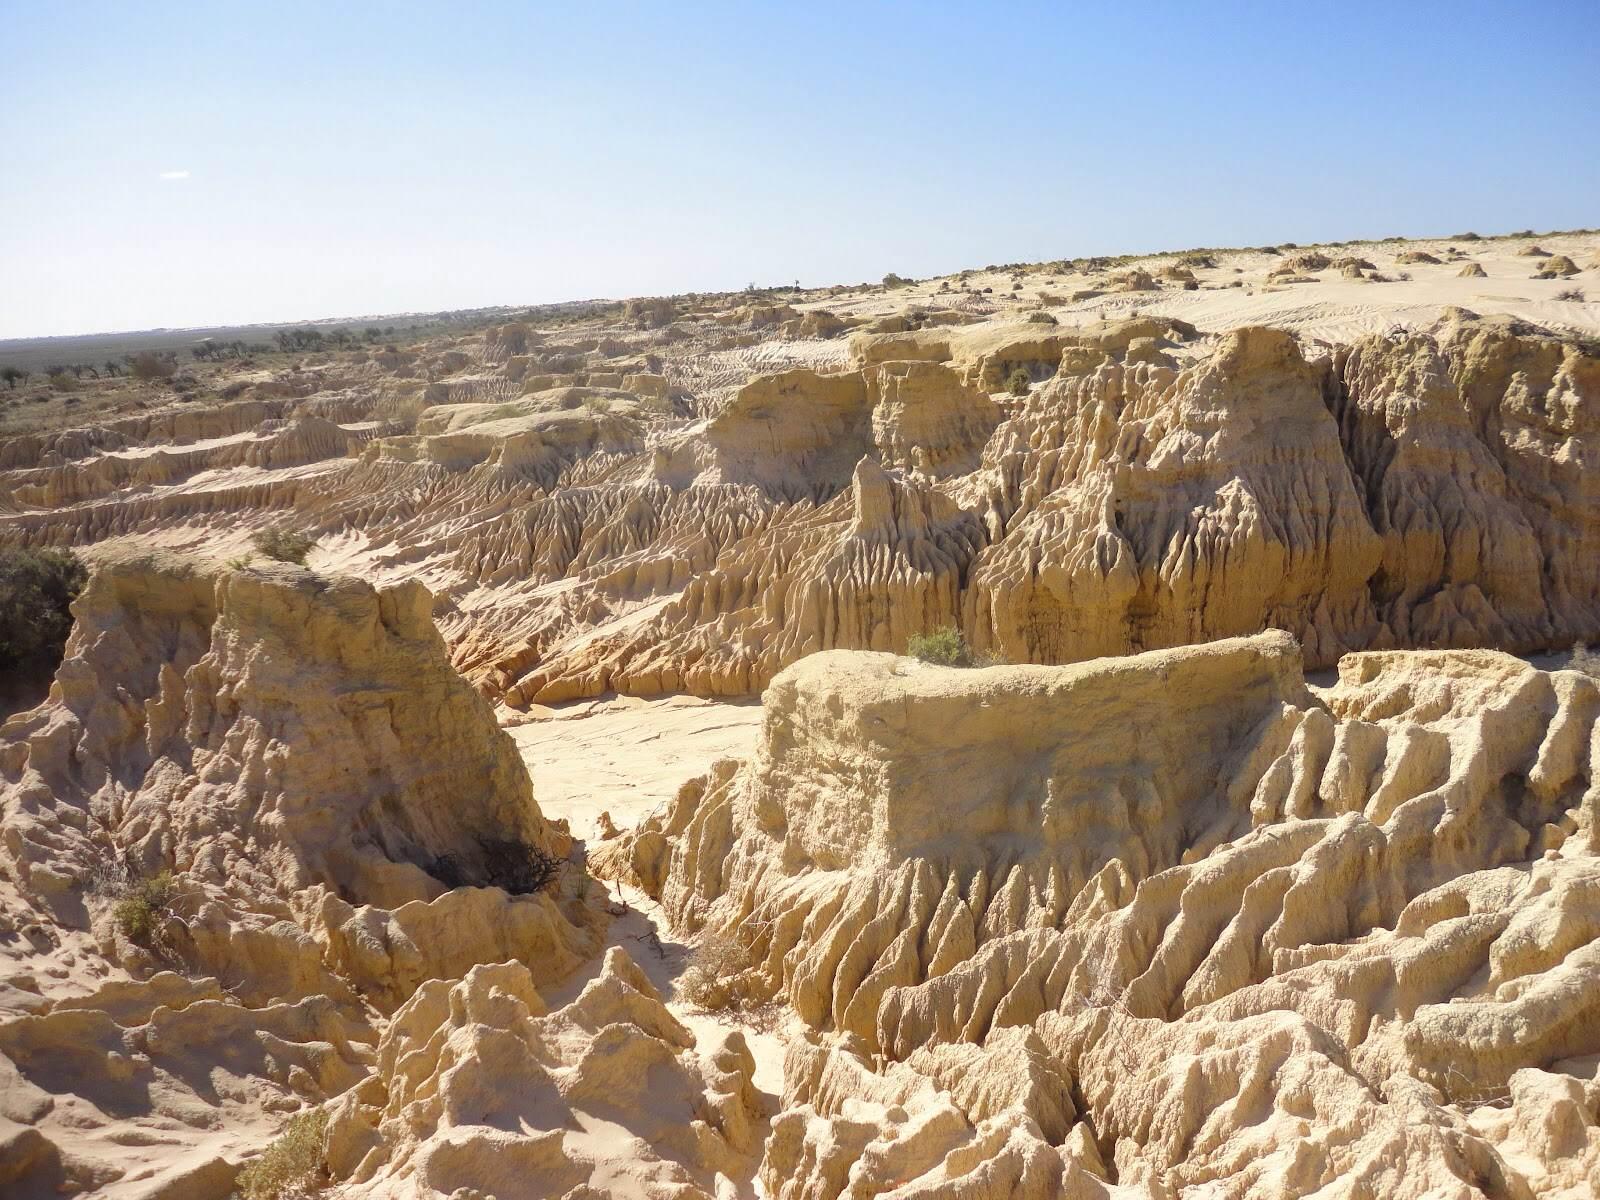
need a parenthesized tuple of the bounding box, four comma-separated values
(2, 259, 1597, 707)
(599, 633, 1600, 1198)
(0, 553, 605, 1194)
(2, 239, 1599, 1198)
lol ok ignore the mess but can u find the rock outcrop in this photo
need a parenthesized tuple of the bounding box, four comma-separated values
(600, 633, 1600, 1197)
(582, 314, 1592, 696)
(1536, 255, 1580, 278)
(468, 313, 1598, 702)
(2, 283, 1597, 714)
(325, 949, 772, 1199)
(0, 553, 604, 1195)
(6, 237, 1600, 1198)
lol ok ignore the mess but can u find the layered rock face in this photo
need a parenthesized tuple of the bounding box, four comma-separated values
(0, 554, 603, 1196)
(965, 327, 1386, 667)
(1327, 322, 1600, 655)
(493, 314, 1600, 702)
(600, 634, 1600, 1198)
(3, 310, 1596, 707)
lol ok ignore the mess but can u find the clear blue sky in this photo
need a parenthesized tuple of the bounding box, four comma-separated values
(3, 1, 1596, 337)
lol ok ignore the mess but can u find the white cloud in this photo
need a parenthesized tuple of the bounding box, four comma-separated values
(158, 170, 191, 181)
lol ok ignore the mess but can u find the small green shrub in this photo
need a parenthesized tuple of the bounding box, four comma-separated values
(1006, 368, 1032, 397)
(907, 626, 968, 665)
(0, 547, 88, 681)
(236, 1109, 328, 1200)
(112, 870, 174, 943)
(251, 526, 315, 565)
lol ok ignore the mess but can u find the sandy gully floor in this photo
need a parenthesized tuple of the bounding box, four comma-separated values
(505, 693, 764, 839)
(506, 693, 790, 1193)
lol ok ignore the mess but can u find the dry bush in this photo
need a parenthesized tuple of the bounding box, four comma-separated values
(907, 625, 968, 665)
(236, 1109, 328, 1200)
(1556, 288, 1585, 302)
(126, 351, 177, 382)
(478, 838, 563, 895)
(111, 870, 174, 943)
(1569, 644, 1600, 678)
(1006, 367, 1032, 397)
(678, 930, 756, 1011)
(428, 837, 564, 896)
(251, 526, 316, 564)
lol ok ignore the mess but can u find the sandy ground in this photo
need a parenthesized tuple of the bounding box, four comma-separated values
(800, 231, 1600, 347)
(506, 694, 763, 839)
(513, 697, 781, 1198)
(538, 886, 792, 1200)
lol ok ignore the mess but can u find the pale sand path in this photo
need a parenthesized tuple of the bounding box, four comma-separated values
(511, 698, 782, 1198)
(506, 693, 763, 839)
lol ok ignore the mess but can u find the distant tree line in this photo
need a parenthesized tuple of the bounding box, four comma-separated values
(1, 349, 195, 389)
(0, 322, 416, 394)
(272, 325, 393, 352)
(190, 339, 255, 361)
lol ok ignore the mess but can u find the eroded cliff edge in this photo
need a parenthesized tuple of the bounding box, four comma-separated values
(4, 309, 1597, 705)
(599, 633, 1600, 1197)
(3, 552, 1598, 1196)
(0, 553, 611, 1195)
